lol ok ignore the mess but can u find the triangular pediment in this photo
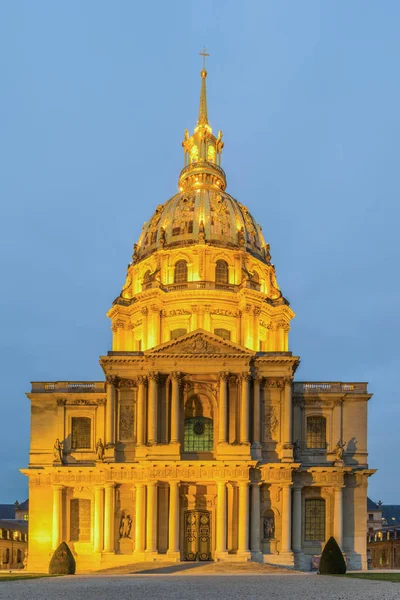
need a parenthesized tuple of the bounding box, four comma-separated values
(145, 329, 255, 356)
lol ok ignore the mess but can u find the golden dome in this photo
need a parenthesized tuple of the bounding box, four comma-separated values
(133, 65, 268, 265)
(135, 190, 268, 263)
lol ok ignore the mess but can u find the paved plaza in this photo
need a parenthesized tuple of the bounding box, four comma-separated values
(0, 572, 399, 600)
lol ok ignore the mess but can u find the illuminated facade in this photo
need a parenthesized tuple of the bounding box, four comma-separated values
(23, 63, 374, 572)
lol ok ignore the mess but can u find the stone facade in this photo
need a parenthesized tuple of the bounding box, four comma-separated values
(22, 65, 374, 573)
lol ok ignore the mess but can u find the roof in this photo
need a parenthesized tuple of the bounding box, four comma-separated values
(0, 504, 16, 519)
(17, 499, 29, 512)
(381, 505, 400, 526)
(0, 519, 28, 534)
(367, 497, 380, 511)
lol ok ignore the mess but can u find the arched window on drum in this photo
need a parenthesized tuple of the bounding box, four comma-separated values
(215, 260, 229, 284)
(184, 394, 213, 453)
(174, 260, 188, 284)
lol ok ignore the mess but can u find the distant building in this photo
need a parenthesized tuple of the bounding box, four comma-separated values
(0, 500, 29, 522)
(367, 498, 382, 532)
(0, 520, 28, 569)
(368, 528, 400, 569)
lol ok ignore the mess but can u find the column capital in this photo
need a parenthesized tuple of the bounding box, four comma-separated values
(106, 375, 118, 385)
(283, 376, 293, 385)
(105, 482, 116, 489)
(137, 375, 148, 386)
(219, 371, 230, 382)
(147, 480, 158, 487)
(52, 484, 64, 491)
(170, 371, 182, 380)
(250, 481, 262, 488)
(240, 372, 252, 382)
(148, 371, 159, 382)
(238, 480, 250, 487)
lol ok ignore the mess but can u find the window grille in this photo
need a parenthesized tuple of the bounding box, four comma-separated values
(306, 416, 326, 449)
(214, 328, 231, 341)
(305, 498, 326, 541)
(71, 417, 91, 449)
(215, 260, 229, 284)
(184, 417, 213, 452)
(174, 260, 188, 283)
(70, 499, 91, 541)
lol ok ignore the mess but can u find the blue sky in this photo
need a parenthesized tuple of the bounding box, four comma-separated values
(0, 1, 399, 503)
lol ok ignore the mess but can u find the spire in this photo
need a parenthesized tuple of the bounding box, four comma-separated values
(198, 47, 209, 127)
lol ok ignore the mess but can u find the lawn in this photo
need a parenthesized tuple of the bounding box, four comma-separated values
(0, 574, 57, 582)
(345, 572, 400, 583)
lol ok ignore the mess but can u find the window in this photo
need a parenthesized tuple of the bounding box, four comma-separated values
(171, 328, 187, 340)
(17, 549, 22, 563)
(369, 514, 374, 521)
(306, 416, 326, 449)
(5, 548, 10, 563)
(305, 499, 326, 541)
(174, 260, 188, 283)
(71, 417, 91, 449)
(143, 270, 151, 283)
(23, 514, 28, 521)
(184, 417, 213, 452)
(70, 499, 91, 541)
(215, 260, 229, 284)
(214, 328, 231, 341)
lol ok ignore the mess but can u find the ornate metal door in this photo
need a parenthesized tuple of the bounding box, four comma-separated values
(184, 510, 211, 561)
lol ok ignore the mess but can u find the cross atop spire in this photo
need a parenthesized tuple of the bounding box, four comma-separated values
(198, 47, 209, 127)
(200, 47, 209, 71)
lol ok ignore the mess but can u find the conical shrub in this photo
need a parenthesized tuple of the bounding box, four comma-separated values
(319, 536, 346, 574)
(49, 542, 76, 575)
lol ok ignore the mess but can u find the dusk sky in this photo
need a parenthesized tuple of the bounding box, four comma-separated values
(1, 1, 399, 503)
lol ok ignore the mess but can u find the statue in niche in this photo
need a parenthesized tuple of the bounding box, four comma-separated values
(95, 438, 104, 461)
(263, 514, 275, 540)
(293, 439, 301, 461)
(264, 243, 272, 263)
(119, 511, 132, 539)
(198, 220, 205, 242)
(53, 438, 63, 463)
(335, 439, 346, 461)
(238, 226, 245, 246)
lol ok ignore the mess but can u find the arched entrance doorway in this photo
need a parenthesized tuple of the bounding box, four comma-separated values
(184, 510, 212, 561)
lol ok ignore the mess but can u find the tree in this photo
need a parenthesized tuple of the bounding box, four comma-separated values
(49, 542, 76, 575)
(319, 536, 346, 575)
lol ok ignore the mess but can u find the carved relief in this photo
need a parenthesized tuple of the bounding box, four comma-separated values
(119, 406, 134, 440)
(264, 406, 279, 440)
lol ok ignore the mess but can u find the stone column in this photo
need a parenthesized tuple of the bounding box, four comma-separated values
(146, 481, 158, 553)
(218, 372, 229, 444)
(141, 307, 148, 349)
(281, 485, 292, 554)
(250, 482, 261, 555)
(292, 486, 302, 553)
(240, 373, 251, 443)
(238, 481, 250, 556)
(215, 481, 228, 557)
(170, 373, 181, 444)
(106, 376, 116, 446)
(167, 481, 180, 556)
(134, 483, 146, 554)
(104, 483, 115, 553)
(93, 486, 105, 552)
(282, 377, 293, 446)
(52, 485, 63, 550)
(253, 376, 262, 447)
(147, 372, 159, 445)
(334, 487, 343, 549)
(136, 376, 147, 445)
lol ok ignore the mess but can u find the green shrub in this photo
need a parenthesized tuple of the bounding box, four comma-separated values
(319, 536, 346, 575)
(49, 542, 76, 575)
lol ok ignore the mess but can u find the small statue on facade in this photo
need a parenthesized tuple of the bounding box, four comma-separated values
(53, 438, 63, 463)
(263, 515, 275, 540)
(131, 243, 139, 264)
(238, 226, 245, 246)
(119, 511, 132, 539)
(335, 440, 346, 462)
(159, 227, 166, 248)
(198, 219, 206, 242)
(95, 438, 105, 461)
(264, 243, 272, 264)
(293, 439, 301, 461)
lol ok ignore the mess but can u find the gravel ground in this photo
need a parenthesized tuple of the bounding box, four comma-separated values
(0, 574, 399, 600)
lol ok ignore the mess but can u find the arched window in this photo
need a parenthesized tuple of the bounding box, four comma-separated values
(305, 499, 325, 541)
(171, 328, 187, 340)
(214, 328, 231, 341)
(184, 417, 213, 452)
(215, 260, 229, 284)
(252, 271, 260, 283)
(71, 417, 91, 449)
(17, 549, 22, 563)
(306, 416, 326, 449)
(174, 260, 188, 283)
(143, 270, 151, 283)
(5, 548, 10, 563)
